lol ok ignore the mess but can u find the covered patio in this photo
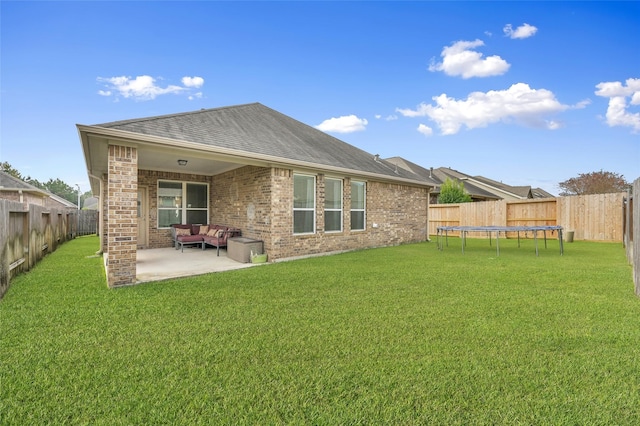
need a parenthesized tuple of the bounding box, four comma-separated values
(136, 247, 258, 283)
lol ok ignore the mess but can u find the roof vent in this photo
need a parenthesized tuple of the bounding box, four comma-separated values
(374, 154, 380, 162)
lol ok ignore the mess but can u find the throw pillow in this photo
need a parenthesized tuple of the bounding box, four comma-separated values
(216, 229, 225, 238)
(199, 225, 209, 235)
(175, 228, 191, 236)
(206, 228, 217, 237)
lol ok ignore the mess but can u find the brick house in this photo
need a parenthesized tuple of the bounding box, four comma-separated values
(78, 103, 435, 288)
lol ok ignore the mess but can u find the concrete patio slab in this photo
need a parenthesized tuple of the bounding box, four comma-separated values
(136, 246, 256, 283)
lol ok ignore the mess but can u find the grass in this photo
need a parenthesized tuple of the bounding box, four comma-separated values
(1, 235, 638, 424)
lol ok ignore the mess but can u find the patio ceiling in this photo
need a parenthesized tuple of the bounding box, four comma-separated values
(78, 128, 254, 194)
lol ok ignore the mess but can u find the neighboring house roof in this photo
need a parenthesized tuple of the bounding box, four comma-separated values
(0, 171, 49, 197)
(385, 158, 554, 201)
(531, 187, 555, 198)
(471, 175, 533, 199)
(79, 103, 432, 193)
(430, 167, 506, 200)
(385, 158, 499, 201)
(49, 193, 78, 209)
(0, 171, 78, 208)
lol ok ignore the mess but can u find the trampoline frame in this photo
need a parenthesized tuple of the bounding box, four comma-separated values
(436, 225, 564, 256)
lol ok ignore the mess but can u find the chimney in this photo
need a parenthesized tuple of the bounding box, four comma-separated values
(429, 167, 433, 178)
(374, 154, 380, 162)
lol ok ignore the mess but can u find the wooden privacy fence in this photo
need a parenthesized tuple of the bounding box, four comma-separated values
(78, 210, 98, 236)
(628, 178, 639, 296)
(429, 192, 626, 242)
(0, 200, 80, 299)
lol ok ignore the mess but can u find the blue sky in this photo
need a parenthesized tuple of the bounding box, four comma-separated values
(2, 1, 638, 195)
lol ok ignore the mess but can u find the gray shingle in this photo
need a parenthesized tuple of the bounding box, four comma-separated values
(0, 171, 43, 191)
(95, 103, 427, 183)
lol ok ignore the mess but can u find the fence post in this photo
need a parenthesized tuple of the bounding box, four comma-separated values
(632, 178, 639, 297)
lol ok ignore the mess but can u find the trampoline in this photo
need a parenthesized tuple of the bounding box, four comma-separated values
(436, 225, 564, 256)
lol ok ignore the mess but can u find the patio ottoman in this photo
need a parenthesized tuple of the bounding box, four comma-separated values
(227, 237, 263, 263)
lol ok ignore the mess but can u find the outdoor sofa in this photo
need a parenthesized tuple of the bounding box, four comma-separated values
(171, 224, 241, 255)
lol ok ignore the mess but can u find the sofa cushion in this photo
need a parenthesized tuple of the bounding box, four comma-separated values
(198, 225, 209, 235)
(177, 234, 204, 243)
(203, 229, 224, 241)
(175, 228, 191, 237)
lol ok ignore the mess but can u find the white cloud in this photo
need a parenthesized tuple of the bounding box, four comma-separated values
(595, 78, 640, 132)
(375, 114, 398, 121)
(97, 75, 205, 101)
(546, 120, 562, 130)
(503, 23, 538, 39)
(417, 124, 433, 137)
(315, 115, 368, 133)
(575, 99, 592, 109)
(182, 76, 204, 88)
(428, 39, 510, 79)
(396, 83, 570, 135)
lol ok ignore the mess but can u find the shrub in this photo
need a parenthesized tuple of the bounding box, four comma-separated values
(438, 177, 472, 203)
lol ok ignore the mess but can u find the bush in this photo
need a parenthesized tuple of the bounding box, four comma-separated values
(438, 177, 472, 203)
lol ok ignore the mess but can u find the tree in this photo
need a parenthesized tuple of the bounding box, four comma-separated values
(558, 170, 630, 196)
(1, 161, 23, 179)
(43, 178, 78, 204)
(439, 177, 472, 203)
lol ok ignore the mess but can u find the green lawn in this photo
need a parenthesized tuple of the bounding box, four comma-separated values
(1, 236, 638, 424)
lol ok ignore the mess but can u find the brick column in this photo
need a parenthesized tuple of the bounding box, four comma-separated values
(106, 145, 138, 287)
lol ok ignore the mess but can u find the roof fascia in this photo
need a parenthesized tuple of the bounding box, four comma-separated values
(0, 187, 49, 197)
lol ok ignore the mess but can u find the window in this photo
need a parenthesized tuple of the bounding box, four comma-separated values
(157, 181, 209, 228)
(324, 178, 342, 232)
(293, 174, 315, 234)
(351, 181, 366, 231)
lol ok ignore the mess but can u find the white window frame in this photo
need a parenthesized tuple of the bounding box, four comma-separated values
(324, 177, 343, 233)
(157, 180, 209, 229)
(293, 174, 316, 235)
(350, 180, 366, 231)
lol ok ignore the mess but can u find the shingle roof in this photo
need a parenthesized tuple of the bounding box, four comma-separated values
(471, 175, 532, 198)
(94, 103, 428, 184)
(531, 187, 555, 198)
(0, 171, 46, 193)
(385, 159, 499, 199)
(432, 168, 503, 199)
(382, 157, 440, 186)
(0, 171, 78, 207)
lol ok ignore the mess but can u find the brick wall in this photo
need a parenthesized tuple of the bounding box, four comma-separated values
(100, 178, 107, 253)
(211, 165, 273, 242)
(138, 170, 213, 249)
(106, 145, 138, 287)
(135, 164, 429, 261)
(209, 166, 429, 260)
(268, 174, 429, 260)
